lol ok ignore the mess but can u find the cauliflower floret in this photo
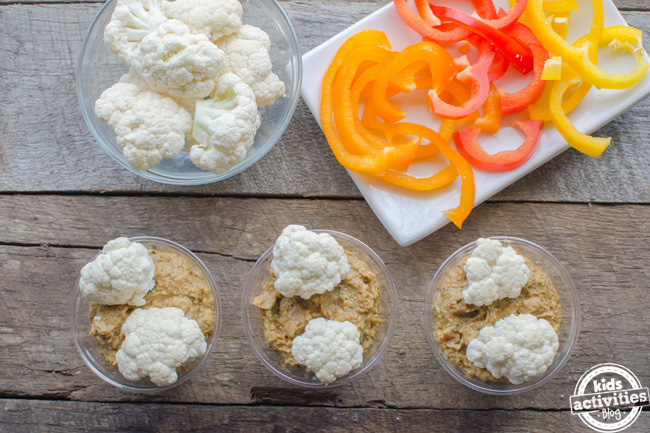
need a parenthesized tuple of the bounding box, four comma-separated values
(291, 317, 363, 384)
(189, 73, 261, 174)
(79, 237, 155, 306)
(95, 78, 192, 171)
(162, 0, 242, 41)
(131, 19, 225, 99)
(104, 0, 168, 63)
(466, 313, 559, 385)
(116, 307, 207, 386)
(271, 225, 350, 299)
(216, 24, 286, 107)
(462, 238, 530, 306)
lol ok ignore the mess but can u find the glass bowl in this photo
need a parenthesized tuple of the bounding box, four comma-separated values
(70, 236, 222, 392)
(76, 0, 302, 185)
(424, 236, 580, 394)
(242, 230, 398, 387)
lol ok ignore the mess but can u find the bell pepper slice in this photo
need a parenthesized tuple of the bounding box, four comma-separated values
(543, 0, 577, 12)
(429, 45, 495, 120)
(378, 166, 459, 191)
(383, 122, 475, 228)
(467, 35, 509, 82)
(428, 4, 534, 74)
(541, 56, 562, 81)
(335, 46, 420, 171)
(498, 22, 549, 115)
(474, 84, 501, 134)
(470, 0, 528, 30)
(454, 120, 543, 172)
(525, 0, 648, 89)
(548, 79, 611, 157)
(373, 41, 456, 124)
(320, 31, 399, 175)
(550, 11, 570, 39)
(414, 0, 441, 27)
(393, 0, 472, 43)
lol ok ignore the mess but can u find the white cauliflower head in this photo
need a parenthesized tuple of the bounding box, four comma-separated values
(79, 237, 155, 306)
(291, 317, 363, 384)
(131, 19, 225, 99)
(271, 225, 350, 299)
(104, 0, 168, 63)
(466, 313, 559, 385)
(95, 78, 192, 171)
(189, 73, 261, 174)
(162, 0, 242, 41)
(462, 238, 530, 306)
(116, 307, 207, 386)
(216, 24, 286, 107)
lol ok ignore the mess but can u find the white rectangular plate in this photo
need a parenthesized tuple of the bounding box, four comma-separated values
(301, 0, 650, 246)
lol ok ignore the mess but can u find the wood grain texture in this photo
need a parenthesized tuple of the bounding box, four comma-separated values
(0, 195, 647, 409)
(0, 3, 649, 201)
(4, 399, 643, 433)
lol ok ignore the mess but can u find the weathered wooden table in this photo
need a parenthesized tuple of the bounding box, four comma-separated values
(1, 0, 649, 431)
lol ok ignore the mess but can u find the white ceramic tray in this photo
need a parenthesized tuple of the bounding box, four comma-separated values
(301, 0, 650, 246)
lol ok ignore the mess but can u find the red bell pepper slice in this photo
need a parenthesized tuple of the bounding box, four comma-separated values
(454, 120, 543, 172)
(393, 0, 472, 43)
(498, 22, 549, 114)
(467, 35, 509, 83)
(429, 45, 495, 120)
(428, 5, 534, 74)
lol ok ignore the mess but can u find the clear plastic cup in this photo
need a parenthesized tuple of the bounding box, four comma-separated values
(70, 236, 221, 392)
(242, 230, 397, 387)
(424, 236, 580, 394)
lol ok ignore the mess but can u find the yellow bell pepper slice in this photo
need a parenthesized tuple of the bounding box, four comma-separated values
(525, 0, 648, 89)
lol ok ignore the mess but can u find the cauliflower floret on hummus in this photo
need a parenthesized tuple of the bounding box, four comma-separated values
(462, 238, 530, 306)
(116, 307, 207, 386)
(79, 237, 155, 306)
(466, 313, 559, 385)
(291, 317, 363, 384)
(271, 225, 350, 299)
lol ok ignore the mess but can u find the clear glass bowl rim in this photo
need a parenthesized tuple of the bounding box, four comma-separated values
(70, 236, 223, 392)
(75, 0, 303, 185)
(241, 229, 398, 388)
(423, 236, 581, 395)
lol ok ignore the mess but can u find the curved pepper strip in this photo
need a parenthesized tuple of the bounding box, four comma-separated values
(378, 165, 459, 191)
(347, 59, 423, 171)
(373, 41, 456, 124)
(429, 5, 534, 74)
(429, 45, 495, 120)
(525, 0, 648, 89)
(393, 0, 472, 43)
(454, 120, 543, 171)
(550, 11, 570, 39)
(498, 22, 549, 114)
(383, 123, 475, 228)
(360, 75, 457, 154)
(468, 0, 528, 30)
(543, 0, 577, 13)
(466, 35, 509, 83)
(320, 30, 399, 175)
(415, 0, 441, 26)
(336, 46, 421, 171)
(474, 84, 501, 134)
(549, 79, 611, 157)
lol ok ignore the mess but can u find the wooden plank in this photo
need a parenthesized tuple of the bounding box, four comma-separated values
(0, 195, 647, 408)
(0, 4, 649, 201)
(3, 399, 638, 433)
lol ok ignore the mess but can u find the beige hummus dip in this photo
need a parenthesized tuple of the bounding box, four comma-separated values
(89, 247, 217, 366)
(434, 254, 561, 383)
(253, 251, 381, 366)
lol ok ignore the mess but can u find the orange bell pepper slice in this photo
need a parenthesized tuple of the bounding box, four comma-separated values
(474, 84, 501, 134)
(320, 31, 400, 175)
(383, 123, 475, 228)
(373, 41, 456, 124)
